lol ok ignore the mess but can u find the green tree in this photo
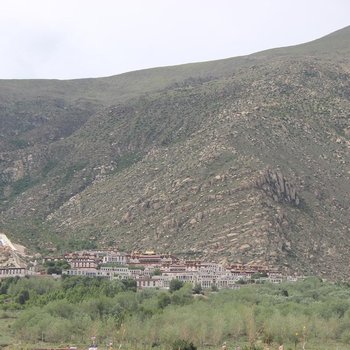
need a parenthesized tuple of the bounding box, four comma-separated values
(192, 283, 203, 294)
(18, 290, 30, 305)
(158, 292, 171, 309)
(169, 279, 184, 293)
(172, 339, 197, 350)
(171, 283, 193, 305)
(121, 278, 137, 292)
(45, 260, 70, 275)
(152, 268, 162, 276)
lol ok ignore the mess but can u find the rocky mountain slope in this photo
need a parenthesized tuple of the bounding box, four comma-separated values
(1, 27, 350, 278)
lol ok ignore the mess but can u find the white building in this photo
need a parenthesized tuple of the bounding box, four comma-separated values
(102, 252, 128, 265)
(0, 267, 27, 278)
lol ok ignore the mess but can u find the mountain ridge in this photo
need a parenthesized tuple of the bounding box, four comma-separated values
(1, 26, 350, 278)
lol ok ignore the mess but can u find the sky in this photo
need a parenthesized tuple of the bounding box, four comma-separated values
(1, 0, 350, 80)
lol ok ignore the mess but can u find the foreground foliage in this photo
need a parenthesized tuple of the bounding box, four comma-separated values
(2, 277, 350, 349)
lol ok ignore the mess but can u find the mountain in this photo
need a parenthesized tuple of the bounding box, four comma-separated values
(1, 26, 350, 278)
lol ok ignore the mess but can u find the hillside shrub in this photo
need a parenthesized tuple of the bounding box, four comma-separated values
(172, 339, 197, 350)
(169, 279, 184, 292)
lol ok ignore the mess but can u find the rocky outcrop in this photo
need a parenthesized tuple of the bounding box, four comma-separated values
(255, 169, 300, 206)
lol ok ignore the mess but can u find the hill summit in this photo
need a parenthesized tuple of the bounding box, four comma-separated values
(1, 26, 350, 278)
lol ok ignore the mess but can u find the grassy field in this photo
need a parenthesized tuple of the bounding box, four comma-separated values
(0, 311, 17, 348)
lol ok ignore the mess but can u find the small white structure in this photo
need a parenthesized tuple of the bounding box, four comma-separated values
(0, 267, 27, 278)
(102, 252, 128, 265)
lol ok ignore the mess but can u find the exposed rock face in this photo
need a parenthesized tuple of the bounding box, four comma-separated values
(1, 27, 350, 278)
(0, 246, 13, 267)
(0, 233, 28, 267)
(255, 169, 300, 206)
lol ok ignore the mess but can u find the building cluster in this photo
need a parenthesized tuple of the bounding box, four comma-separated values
(61, 250, 300, 289)
(0, 248, 302, 288)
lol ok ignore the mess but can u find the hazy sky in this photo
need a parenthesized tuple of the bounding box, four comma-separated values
(1, 0, 350, 80)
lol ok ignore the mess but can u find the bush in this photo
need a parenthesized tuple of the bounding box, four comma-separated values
(158, 292, 171, 309)
(121, 278, 137, 292)
(170, 284, 193, 306)
(172, 339, 197, 350)
(169, 279, 184, 293)
(45, 260, 70, 275)
(18, 290, 30, 305)
(192, 284, 202, 295)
